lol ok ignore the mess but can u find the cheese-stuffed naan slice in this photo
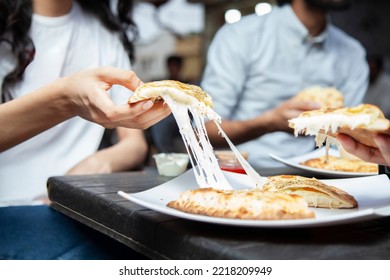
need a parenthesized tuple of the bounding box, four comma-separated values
(129, 80, 213, 108)
(294, 86, 344, 109)
(301, 155, 378, 173)
(167, 188, 315, 220)
(289, 104, 390, 148)
(262, 175, 358, 209)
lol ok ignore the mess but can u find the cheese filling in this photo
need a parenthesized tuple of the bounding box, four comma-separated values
(213, 121, 266, 187)
(163, 95, 232, 190)
(161, 94, 264, 190)
(314, 133, 339, 161)
(290, 114, 373, 137)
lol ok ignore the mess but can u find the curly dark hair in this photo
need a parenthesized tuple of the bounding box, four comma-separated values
(0, 0, 138, 102)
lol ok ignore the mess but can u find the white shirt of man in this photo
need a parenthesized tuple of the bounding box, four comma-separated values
(201, 4, 368, 168)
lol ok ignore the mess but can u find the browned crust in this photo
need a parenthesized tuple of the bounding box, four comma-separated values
(301, 155, 378, 173)
(128, 80, 213, 107)
(262, 175, 358, 209)
(167, 188, 315, 220)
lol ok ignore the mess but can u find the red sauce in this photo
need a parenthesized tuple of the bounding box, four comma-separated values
(220, 166, 247, 174)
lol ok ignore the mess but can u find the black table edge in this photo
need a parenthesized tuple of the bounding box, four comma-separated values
(50, 202, 169, 260)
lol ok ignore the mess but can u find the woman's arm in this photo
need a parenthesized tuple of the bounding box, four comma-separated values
(0, 67, 171, 152)
(66, 127, 148, 175)
(0, 80, 73, 152)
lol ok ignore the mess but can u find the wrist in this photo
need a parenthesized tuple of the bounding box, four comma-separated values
(253, 111, 277, 134)
(50, 76, 78, 119)
(233, 116, 272, 141)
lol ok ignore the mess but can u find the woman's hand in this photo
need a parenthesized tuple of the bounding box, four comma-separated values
(0, 67, 171, 152)
(337, 133, 390, 166)
(58, 66, 171, 129)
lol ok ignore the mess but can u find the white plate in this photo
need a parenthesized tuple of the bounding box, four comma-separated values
(269, 147, 377, 178)
(118, 170, 390, 228)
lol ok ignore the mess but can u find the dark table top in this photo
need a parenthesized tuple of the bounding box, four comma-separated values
(47, 167, 390, 260)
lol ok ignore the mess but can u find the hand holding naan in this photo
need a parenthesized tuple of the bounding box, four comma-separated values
(263, 98, 320, 132)
(337, 133, 390, 167)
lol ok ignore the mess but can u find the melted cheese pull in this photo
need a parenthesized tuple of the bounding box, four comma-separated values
(162, 95, 231, 190)
(315, 133, 339, 162)
(213, 121, 267, 187)
(131, 80, 265, 190)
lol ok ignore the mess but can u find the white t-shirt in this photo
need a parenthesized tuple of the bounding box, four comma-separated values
(0, 2, 132, 206)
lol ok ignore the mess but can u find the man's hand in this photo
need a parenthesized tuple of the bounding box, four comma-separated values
(263, 98, 320, 132)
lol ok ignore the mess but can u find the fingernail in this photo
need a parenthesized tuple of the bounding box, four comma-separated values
(142, 100, 153, 110)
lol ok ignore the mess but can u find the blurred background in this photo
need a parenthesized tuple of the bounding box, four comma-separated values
(131, 0, 390, 84)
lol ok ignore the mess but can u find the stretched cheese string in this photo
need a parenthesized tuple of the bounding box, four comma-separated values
(315, 133, 338, 162)
(159, 92, 265, 189)
(213, 121, 266, 188)
(315, 133, 329, 162)
(162, 95, 232, 190)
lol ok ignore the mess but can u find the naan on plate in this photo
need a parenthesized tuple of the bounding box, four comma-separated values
(262, 175, 358, 209)
(167, 188, 315, 220)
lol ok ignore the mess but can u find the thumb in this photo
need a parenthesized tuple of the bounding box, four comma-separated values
(97, 67, 143, 92)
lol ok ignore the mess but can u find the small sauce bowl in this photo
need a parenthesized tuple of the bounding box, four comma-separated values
(214, 150, 249, 174)
(153, 153, 189, 176)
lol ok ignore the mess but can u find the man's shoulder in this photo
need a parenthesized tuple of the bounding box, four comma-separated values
(327, 25, 365, 55)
